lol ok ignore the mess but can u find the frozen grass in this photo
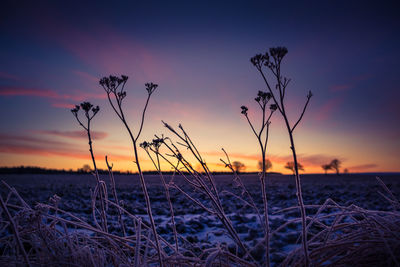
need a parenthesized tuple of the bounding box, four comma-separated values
(1, 175, 399, 266)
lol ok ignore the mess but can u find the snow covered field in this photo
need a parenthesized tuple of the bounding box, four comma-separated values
(1, 173, 399, 265)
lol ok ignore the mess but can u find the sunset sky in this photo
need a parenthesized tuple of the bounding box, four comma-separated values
(0, 1, 399, 174)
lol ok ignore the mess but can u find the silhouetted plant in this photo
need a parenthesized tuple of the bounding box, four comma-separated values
(330, 159, 341, 175)
(71, 102, 108, 232)
(250, 46, 312, 266)
(105, 156, 126, 237)
(140, 137, 179, 253)
(285, 161, 305, 175)
(99, 75, 163, 266)
(232, 161, 246, 173)
(321, 164, 332, 175)
(152, 123, 255, 261)
(241, 88, 276, 266)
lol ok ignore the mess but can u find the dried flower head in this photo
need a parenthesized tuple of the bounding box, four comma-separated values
(140, 141, 150, 149)
(99, 75, 129, 93)
(145, 82, 158, 95)
(270, 104, 278, 111)
(269, 47, 288, 61)
(250, 54, 263, 67)
(152, 137, 164, 147)
(241, 105, 248, 115)
(71, 105, 80, 115)
(80, 102, 93, 112)
(257, 90, 272, 101)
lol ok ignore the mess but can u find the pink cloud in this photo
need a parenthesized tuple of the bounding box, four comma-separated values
(330, 84, 352, 92)
(0, 71, 19, 81)
(37, 130, 108, 140)
(0, 134, 68, 147)
(0, 133, 131, 162)
(47, 24, 173, 84)
(73, 70, 99, 83)
(51, 102, 75, 109)
(28, 12, 175, 84)
(315, 97, 344, 121)
(347, 163, 378, 172)
(0, 86, 107, 104)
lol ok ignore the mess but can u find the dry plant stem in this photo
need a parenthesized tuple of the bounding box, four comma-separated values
(0, 194, 31, 267)
(144, 147, 179, 253)
(135, 218, 142, 267)
(220, 149, 264, 234)
(158, 128, 251, 259)
(73, 109, 108, 232)
(253, 49, 312, 266)
(242, 101, 274, 267)
(105, 156, 126, 236)
(103, 79, 163, 266)
(86, 121, 108, 232)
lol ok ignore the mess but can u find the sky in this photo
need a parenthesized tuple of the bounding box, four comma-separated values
(0, 0, 399, 174)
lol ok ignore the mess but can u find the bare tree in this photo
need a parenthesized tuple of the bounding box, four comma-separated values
(321, 164, 332, 175)
(285, 161, 305, 175)
(330, 159, 341, 175)
(258, 159, 272, 172)
(232, 161, 246, 173)
(80, 164, 92, 173)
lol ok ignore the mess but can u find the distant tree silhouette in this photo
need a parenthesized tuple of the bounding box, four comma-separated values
(344, 168, 349, 174)
(232, 161, 246, 173)
(321, 164, 332, 175)
(258, 159, 272, 172)
(330, 159, 341, 175)
(80, 164, 92, 173)
(285, 161, 304, 175)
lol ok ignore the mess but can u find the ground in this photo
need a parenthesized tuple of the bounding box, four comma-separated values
(1, 173, 399, 265)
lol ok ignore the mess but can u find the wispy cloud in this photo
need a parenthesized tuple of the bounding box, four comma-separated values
(72, 70, 99, 83)
(0, 71, 19, 81)
(51, 102, 75, 109)
(330, 84, 352, 92)
(0, 86, 106, 101)
(347, 163, 378, 172)
(0, 132, 131, 162)
(37, 130, 108, 140)
(314, 97, 344, 121)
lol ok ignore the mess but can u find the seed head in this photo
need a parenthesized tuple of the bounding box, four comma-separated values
(241, 105, 248, 115)
(80, 102, 93, 112)
(71, 105, 80, 115)
(145, 82, 158, 95)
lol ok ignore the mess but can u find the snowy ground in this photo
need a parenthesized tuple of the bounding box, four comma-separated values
(1, 173, 399, 264)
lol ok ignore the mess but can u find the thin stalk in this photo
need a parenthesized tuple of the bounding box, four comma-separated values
(0, 194, 32, 267)
(101, 77, 163, 266)
(87, 120, 108, 232)
(144, 146, 179, 253)
(105, 156, 126, 236)
(241, 100, 274, 267)
(251, 48, 312, 266)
